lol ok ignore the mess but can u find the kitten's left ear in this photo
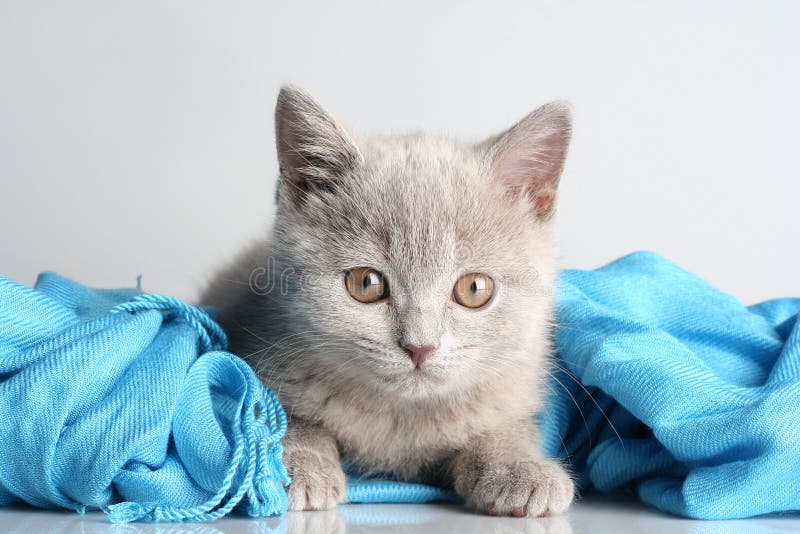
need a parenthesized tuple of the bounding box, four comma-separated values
(483, 102, 572, 219)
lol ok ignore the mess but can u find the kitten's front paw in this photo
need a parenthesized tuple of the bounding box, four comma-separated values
(285, 450, 347, 511)
(455, 458, 574, 517)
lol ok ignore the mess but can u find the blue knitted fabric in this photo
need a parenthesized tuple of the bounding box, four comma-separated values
(0, 272, 289, 522)
(1, 251, 799, 521)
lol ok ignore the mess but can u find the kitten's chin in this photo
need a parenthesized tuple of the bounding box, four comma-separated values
(374, 367, 453, 399)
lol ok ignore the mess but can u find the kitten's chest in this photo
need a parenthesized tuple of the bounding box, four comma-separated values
(306, 390, 477, 480)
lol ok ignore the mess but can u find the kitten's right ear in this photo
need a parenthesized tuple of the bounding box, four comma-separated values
(275, 85, 361, 206)
(482, 101, 572, 220)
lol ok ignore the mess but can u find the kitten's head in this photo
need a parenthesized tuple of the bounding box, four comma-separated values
(267, 85, 571, 399)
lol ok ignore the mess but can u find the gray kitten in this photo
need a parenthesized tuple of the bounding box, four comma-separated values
(201, 85, 574, 517)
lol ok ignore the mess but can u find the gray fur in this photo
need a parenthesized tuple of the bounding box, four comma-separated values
(201, 85, 574, 516)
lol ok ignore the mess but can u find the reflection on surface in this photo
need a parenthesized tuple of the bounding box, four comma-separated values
(0, 496, 798, 534)
(337, 504, 571, 534)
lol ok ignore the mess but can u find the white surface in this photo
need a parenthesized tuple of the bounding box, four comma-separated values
(1, 1, 799, 303)
(1, 496, 798, 533)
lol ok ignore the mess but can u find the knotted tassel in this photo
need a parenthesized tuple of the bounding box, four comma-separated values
(244, 397, 290, 518)
(107, 395, 288, 523)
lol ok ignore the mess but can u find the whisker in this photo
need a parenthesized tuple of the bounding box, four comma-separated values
(551, 363, 625, 452)
(546, 370, 593, 449)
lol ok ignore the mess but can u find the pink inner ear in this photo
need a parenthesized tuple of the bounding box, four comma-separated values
(490, 102, 571, 220)
(494, 141, 566, 219)
(533, 192, 555, 217)
(497, 149, 561, 219)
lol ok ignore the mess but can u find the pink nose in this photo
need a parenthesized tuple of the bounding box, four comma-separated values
(402, 343, 436, 368)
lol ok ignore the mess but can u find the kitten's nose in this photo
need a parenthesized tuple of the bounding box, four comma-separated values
(402, 343, 436, 368)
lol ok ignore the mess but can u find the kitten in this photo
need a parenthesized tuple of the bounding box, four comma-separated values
(201, 85, 574, 517)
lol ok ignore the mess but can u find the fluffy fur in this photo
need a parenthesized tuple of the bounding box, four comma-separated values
(201, 85, 574, 516)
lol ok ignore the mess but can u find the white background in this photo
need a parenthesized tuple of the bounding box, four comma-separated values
(2, 1, 798, 303)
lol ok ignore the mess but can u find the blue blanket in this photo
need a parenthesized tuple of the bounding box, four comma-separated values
(1, 252, 798, 521)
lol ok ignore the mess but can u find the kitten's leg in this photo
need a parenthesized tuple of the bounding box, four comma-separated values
(450, 425, 574, 517)
(283, 420, 347, 511)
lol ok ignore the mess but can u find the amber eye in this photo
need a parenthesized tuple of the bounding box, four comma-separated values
(345, 268, 388, 303)
(453, 273, 494, 309)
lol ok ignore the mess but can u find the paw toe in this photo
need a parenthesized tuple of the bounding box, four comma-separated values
(285, 452, 346, 511)
(462, 459, 574, 517)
